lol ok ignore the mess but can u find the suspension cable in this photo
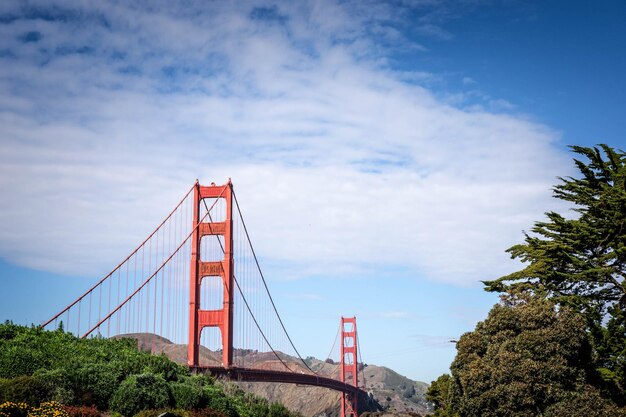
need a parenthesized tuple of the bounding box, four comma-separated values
(82, 187, 225, 338)
(200, 193, 295, 372)
(232, 189, 317, 375)
(42, 184, 196, 328)
(357, 331, 366, 389)
(231, 270, 295, 372)
(316, 321, 341, 375)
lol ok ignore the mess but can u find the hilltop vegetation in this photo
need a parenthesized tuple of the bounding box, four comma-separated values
(0, 322, 299, 417)
(428, 145, 626, 416)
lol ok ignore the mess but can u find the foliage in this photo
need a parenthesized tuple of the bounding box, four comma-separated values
(109, 373, 171, 417)
(60, 405, 102, 417)
(73, 363, 120, 409)
(448, 295, 610, 416)
(426, 374, 456, 417)
(35, 369, 75, 405)
(170, 376, 209, 410)
(544, 386, 626, 417)
(203, 388, 235, 417)
(483, 144, 626, 404)
(0, 376, 48, 405)
(267, 403, 291, 417)
(0, 323, 301, 417)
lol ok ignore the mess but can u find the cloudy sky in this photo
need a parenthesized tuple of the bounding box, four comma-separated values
(1, 0, 625, 382)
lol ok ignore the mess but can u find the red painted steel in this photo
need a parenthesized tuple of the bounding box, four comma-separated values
(341, 317, 359, 417)
(198, 366, 365, 395)
(188, 180, 235, 368)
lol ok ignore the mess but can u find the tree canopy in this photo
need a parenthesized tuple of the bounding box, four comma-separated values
(484, 144, 625, 307)
(448, 295, 623, 417)
(483, 144, 626, 403)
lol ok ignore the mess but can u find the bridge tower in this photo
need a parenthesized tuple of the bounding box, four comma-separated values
(340, 316, 359, 417)
(188, 180, 234, 368)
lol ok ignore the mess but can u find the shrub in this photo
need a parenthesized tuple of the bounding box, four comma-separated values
(201, 386, 237, 417)
(73, 363, 119, 409)
(0, 339, 47, 379)
(238, 392, 269, 417)
(109, 373, 171, 417)
(61, 405, 101, 417)
(268, 403, 291, 417)
(170, 381, 207, 410)
(35, 369, 75, 405)
(0, 376, 48, 405)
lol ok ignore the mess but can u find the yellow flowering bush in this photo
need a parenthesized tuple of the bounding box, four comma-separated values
(0, 401, 29, 417)
(28, 402, 69, 417)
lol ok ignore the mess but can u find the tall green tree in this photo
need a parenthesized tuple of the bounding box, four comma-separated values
(483, 144, 626, 403)
(449, 294, 623, 417)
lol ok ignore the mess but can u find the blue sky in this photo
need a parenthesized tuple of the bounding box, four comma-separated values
(0, 0, 625, 383)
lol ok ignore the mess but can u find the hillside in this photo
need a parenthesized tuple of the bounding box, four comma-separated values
(0, 324, 300, 417)
(128, 333, 433, 416)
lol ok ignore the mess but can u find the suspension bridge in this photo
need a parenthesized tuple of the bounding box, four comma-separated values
(41, 180, 367, 417)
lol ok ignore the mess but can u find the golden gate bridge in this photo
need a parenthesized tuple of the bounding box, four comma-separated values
(41, 180, 366, 417)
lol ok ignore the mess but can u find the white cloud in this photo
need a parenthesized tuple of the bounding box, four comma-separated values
(0, 0, 569, 286)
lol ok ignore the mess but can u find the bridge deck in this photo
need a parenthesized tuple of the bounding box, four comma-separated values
(193, 366, 363, 395)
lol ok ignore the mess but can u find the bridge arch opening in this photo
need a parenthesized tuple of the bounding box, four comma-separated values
(200, 235, 226, 262)
(199, 327, 223, 367)
(199, 197, 227, 222)
(200, 276, 224, 311)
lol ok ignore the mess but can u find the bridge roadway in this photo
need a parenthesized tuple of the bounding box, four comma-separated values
(193, 366, 365, 395)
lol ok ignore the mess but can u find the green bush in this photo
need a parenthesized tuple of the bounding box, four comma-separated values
(267, 403, 291, 417)
(170, 379, 207, 410)
(34, 369, 75, 404)
(237, 392, 269, 417)
(0, 376, 49, 405)
(109, 373, 172, 416)
(203, 387, 236, 417)
(0, 338, 47, 379)
(73, 363, 119, 409)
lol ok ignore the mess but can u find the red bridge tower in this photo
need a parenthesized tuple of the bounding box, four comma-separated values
(341, 316, 359, 417)
(188, 180, 234, 368)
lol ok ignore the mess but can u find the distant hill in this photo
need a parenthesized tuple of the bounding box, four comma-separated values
(120, 333, 433, 416)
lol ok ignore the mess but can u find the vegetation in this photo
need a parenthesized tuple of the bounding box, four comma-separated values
(425, 374, 454, 417)
(428, 295, 625, 416)
(455, 295, 624, 416)
(0, 322, 299, 417)
(483, 144, 626, 403)
(428, 145, 626, 415)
